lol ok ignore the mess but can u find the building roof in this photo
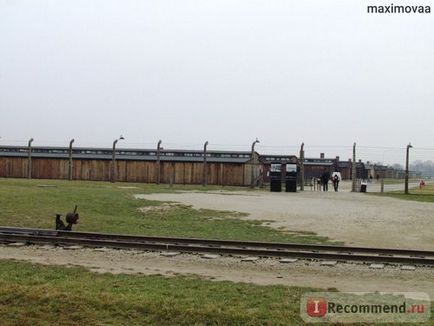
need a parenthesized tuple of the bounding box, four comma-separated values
(260, 155, 298, 164)
(0, 145, 253, 164)
(303, 158, 335, 166)
(337, 161, 352, 168)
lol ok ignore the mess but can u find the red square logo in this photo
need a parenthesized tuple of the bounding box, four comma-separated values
(306, 297, 327, 317)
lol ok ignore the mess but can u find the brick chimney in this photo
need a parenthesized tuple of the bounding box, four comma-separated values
(320, 153, 325, 159)
(336, 156, 340, 161)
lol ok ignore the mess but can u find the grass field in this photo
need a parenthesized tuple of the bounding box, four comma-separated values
(372, 184, 434, 203)
(0, 178, 332, 244)
(0, 260, 314, 326)
(381, 178, 418, 185)
(0, 260, 432, 326)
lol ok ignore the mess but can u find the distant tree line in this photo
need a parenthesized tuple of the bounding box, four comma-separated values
(410, 160, 434, 177)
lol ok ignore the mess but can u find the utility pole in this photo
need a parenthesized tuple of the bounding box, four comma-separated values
(27, 138, 34, 179)
(250, 138, 260, 188)
(299, 142, 305, 191)
(68, 139, 75, 180)
(203, 141, 208, 187)
(351, 142, 357, 192)
(111, 135, 124, 183)
(405, 143, 413, 195)
(156, 140, 162, 184)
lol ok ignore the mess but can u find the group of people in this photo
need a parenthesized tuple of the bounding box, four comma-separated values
(319, 169, 341, 192)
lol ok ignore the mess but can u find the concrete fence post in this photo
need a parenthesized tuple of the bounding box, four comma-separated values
(27, 138, 34, 179)
(250, 138, 260, 188)
(351, 142, 357, 192)
(203, 141, 208, 187)
(405, 143, 412, 194)
(68, 139, 74, 180)
(111, 135, 124, 183)
(300, 142, 305, 191)
(156, 140, 162, 184)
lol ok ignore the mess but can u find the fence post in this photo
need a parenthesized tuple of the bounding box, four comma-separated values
(299, 142, 305, 191)
(203, 141, 208, 186)
(27, 138, 34, 179)
(250, 138, 260, 188)
(156, 140, 162, 184)
(68, 139, 74, 180)
(111, 136, 124, 183)
(405, 143, 413, 194)
(351, 142, 357, 192)
(170, 163, 175, 188)
(220, 163, 224, 186)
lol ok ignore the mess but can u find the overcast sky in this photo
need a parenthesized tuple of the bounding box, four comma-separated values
(1, 1, 433, 164)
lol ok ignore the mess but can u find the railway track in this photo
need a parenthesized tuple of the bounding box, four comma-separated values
(0, 226, 433, 266)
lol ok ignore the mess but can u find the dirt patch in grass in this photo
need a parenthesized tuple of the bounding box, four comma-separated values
(137, 202, 182, 214)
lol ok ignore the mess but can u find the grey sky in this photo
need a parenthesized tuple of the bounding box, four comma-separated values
(1, 1, 433, 164)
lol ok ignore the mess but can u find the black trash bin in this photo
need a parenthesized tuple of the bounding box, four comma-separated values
(285, 164, 297, 192)
(270, 164, 282, 192)
(360, 181, 367, 193)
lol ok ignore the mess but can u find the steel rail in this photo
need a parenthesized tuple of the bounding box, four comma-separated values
(0, 227, 433, 266)
(0, 226, 433, 258)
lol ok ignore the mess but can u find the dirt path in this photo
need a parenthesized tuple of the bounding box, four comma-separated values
(1, 245, 433, 298)
(136, 190, 434, 250)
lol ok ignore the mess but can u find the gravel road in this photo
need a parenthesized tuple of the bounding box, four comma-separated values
(137, 186, 434, 250)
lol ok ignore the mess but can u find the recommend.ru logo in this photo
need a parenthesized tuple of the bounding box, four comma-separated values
(300, 292, 431, 323)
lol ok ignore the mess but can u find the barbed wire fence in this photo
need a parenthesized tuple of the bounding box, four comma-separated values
(1, 136, 433, 176)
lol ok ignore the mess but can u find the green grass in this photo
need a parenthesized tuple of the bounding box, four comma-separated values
(0, 260, 314, 326)
(380, 178, 417, 185)
(0, 178, 333, 244)
(371, 184, 434, 203)
(0, 260, 432, 326)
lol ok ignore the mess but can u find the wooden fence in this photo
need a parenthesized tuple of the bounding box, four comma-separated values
(0, 156, 253, 186)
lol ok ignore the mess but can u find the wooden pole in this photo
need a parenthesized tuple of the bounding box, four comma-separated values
(220, 163, 224, 186)
(170, 163, 175, 188)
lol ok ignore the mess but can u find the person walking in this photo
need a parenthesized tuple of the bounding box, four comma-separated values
(321, 169, 330, 191)
(332, 171, 341, 192)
